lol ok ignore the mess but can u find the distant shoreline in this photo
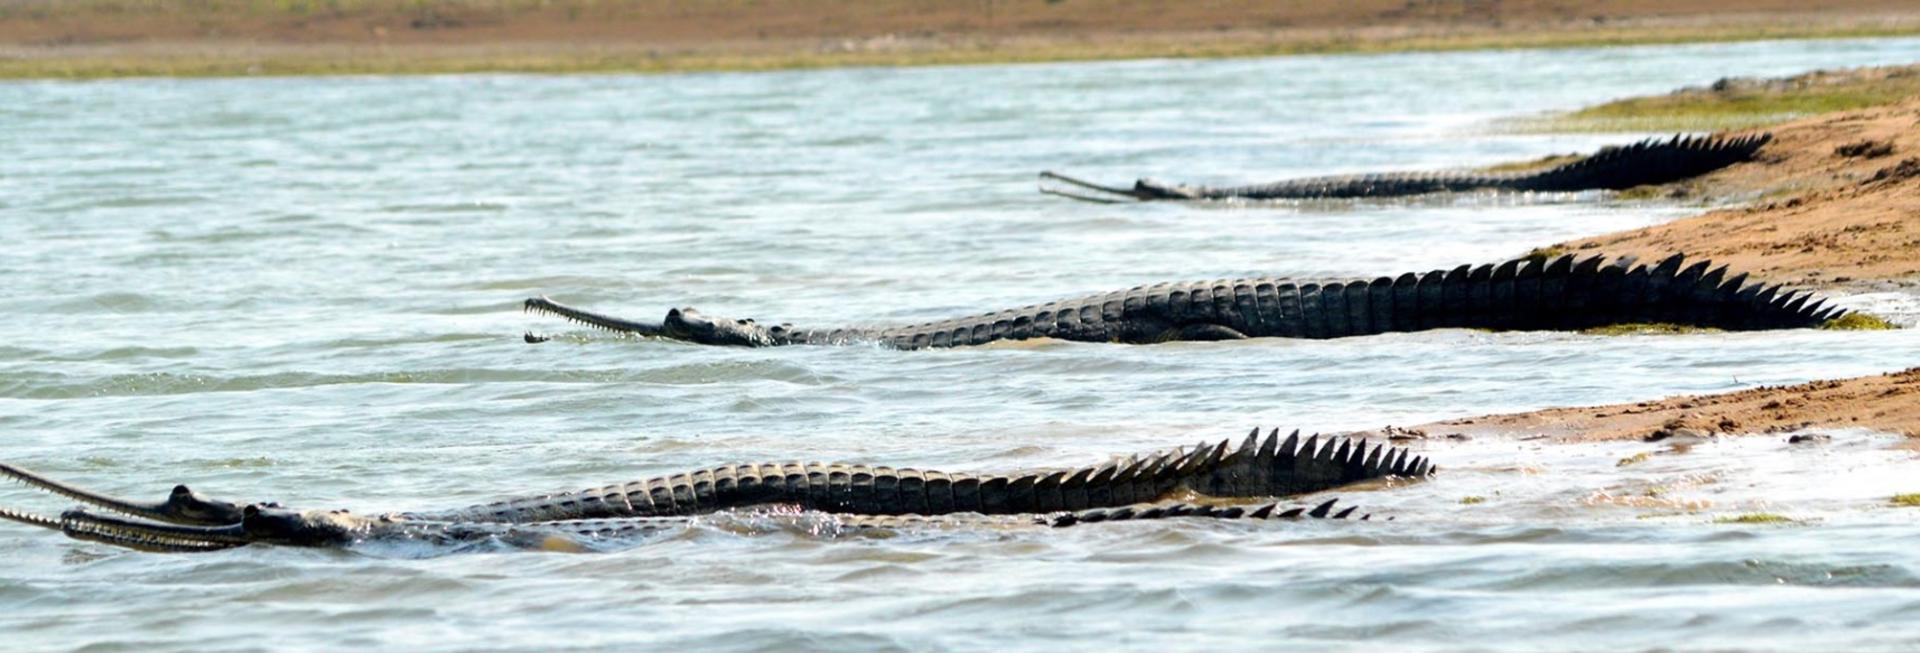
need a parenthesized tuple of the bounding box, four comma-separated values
(3, 1, 1920, 78)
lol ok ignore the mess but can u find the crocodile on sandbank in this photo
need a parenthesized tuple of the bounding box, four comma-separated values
(1039, 133, 1770, 202)
(0, 429, 1430, 553)
(522, 253, 1847, 348)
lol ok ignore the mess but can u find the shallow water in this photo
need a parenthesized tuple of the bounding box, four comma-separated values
(3, 37, 1920, 651)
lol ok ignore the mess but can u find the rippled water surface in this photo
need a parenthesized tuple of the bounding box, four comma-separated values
(4, 38, 1920, 651)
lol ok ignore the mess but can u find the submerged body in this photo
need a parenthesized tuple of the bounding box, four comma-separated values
(524, 253, 1845, 348)
(0, 429, 1428, 553)
(1039, 134, 1770, 202)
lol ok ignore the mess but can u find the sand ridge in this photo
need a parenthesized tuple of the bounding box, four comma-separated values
(1403, 367, 1920, 442)
(1550, 94, 1920, 293)
(1427, 71, 1920, 443)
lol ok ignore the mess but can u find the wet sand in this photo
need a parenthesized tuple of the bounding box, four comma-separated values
(1408, 367, 1920, 441)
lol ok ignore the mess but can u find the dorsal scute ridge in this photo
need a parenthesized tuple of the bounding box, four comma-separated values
(1363, 444, 1384, 473)
(1316, 436, 1341, 463)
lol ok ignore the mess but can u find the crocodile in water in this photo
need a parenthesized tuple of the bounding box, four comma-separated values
(0, 429, 1429, 553)
(1039, 133, 1770, 202)
(522, 253, 1845, 348)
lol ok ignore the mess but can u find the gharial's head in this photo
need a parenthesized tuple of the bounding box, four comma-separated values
(234, 505, 371, 547)
(0, 462, 377, 552)
(659, 307, 776, 346)
(521, 296, 777, 347)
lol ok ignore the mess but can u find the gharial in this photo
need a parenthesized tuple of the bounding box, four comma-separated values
(1038, 133, 1769, 202)
(0, 429, 1429, 553)
(521, 252, 1846, 348)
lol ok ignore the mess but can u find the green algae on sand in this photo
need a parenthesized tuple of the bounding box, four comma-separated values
(1517, 64, 1920, 132)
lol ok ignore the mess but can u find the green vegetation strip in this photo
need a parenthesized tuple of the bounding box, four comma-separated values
(1713, 513, 1797, 524)
(1821, 313, 1898, 330)
(1518, 67, 1920, 132)
(1585, 323, 1720, 336)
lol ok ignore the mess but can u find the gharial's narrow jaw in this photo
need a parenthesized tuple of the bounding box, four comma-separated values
(522, 296, 672, 339)
(0, 462, 247, 526)
(0, 462, 272, 552)
(523, 296, 777, 346)
(0, 461, 412, 552)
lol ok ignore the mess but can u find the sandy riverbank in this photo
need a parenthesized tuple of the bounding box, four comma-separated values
(1403, 367, 1920, 441)
(1412, 67, 1920, 443)
(1534, 74, 1920, 293)
(4, 1, 1920, 78)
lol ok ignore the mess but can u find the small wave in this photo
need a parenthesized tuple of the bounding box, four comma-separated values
(321, 333, 499, 347)
(149, 227, 287, 245)
(445, 276, 619, 292)
(0, 368, 664, 399)
(44, 292, 160, 313)
(379, 202, 509, 213)
(33, 345, 202, 362)
(66, 194, 212, 210)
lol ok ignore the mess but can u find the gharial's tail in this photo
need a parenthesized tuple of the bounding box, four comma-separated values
(1518, 133, 1771, 192)
(1050, 498, 1376, 526)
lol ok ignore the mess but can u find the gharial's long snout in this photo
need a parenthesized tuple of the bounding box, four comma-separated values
(0, 462, 246, 526)
(522, 296, 671, 342)
(523, 297, 778, 346)
(0, 462, 257, 552)
(1037, 170, 1158, 202)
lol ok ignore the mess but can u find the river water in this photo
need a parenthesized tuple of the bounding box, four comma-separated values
(4, 37, 1920, 651)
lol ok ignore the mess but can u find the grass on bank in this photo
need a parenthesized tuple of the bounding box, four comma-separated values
(1521, 246, 1571, 263)
(1585, 323, 1720, 336)
(1713, 513, 1798, 524)
(5, 19, 1920, 79)
(1616, 452, 1653, 467)
(1581, 314, 1895, 335)
(1519, 66, 1920, 132)
(1891, 494, 1920, 507)
(1475, 154, 1583, 174)
(1821, 313, 1899, 330)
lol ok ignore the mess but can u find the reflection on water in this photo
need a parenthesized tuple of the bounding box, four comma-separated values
(2, 36, 1920, 651)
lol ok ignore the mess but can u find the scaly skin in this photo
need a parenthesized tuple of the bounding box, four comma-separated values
(1039, 133, 1770, 201)
(523, 252, 1846, 348)
(255, 498, 1375, 550)
(0, 429, 1423, 553)
(404, 429, 1428, 523)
